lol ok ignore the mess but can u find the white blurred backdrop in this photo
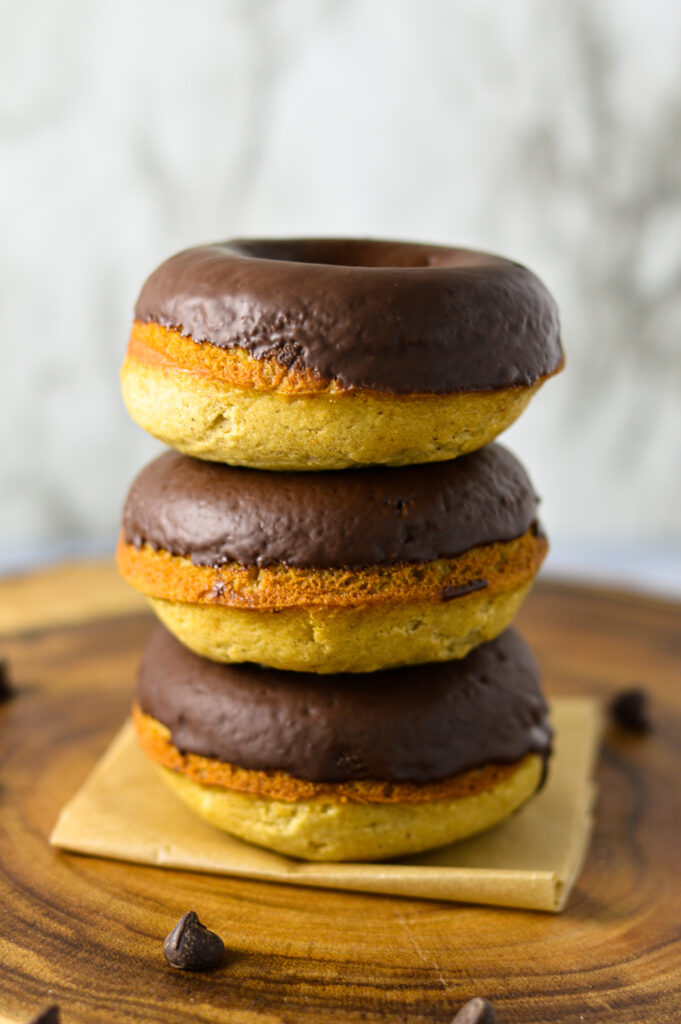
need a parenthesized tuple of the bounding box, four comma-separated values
(2, 0, 680, 593)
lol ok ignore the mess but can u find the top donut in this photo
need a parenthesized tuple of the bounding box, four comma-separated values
(121, 238, 563, 470)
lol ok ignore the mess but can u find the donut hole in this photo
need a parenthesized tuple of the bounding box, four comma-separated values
(229, 238, 489, 271)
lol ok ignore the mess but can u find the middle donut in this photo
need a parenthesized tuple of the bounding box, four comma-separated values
(117, 444, 547, 673)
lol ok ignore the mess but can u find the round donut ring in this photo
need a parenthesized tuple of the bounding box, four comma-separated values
(121, 238, 563, 469)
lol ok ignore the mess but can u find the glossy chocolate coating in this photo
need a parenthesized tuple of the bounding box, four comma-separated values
(138, 626, 551, 784)
(134, 238, 562, 394)
(122, 444, 540, 570)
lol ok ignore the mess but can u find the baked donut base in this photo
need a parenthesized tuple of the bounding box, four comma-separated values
(121, 322, 545, 470)
(135, 710, 544, 861)
(147, 583, 532, 672)
(117, 529, 546, 672)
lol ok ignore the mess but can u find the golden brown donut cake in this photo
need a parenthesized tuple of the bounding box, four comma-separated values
(117, 444, 548, 673)
(135, 626, 552, 861)
(121, 239, 563, 470)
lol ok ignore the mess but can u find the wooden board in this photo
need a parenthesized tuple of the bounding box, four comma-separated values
(0, 564, 680, 1023)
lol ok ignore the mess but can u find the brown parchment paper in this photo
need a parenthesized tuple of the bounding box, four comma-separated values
(50, 697, 600, 912)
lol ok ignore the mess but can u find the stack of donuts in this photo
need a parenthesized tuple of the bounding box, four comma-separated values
(118, 239, 563, 862)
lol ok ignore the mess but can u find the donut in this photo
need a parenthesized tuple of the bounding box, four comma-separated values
(121, 238, 563, 470)
(135, 626, 552, 861)
(117, 444, 547, 674)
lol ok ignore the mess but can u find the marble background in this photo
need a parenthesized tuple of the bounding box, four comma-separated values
(2, 0, 680, 591)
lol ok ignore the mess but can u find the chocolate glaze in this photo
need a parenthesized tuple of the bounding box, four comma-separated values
(138, 626, 552, 784)
(122, 445, 540, 570)
(134, 238, 562, 394)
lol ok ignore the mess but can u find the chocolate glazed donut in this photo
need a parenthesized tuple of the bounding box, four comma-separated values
(117, 445, 549, 674)
(121, 238, 564, 469)
(134, 627, 552, 861)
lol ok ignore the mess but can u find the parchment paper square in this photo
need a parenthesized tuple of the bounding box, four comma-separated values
(51, 697, 599, 912)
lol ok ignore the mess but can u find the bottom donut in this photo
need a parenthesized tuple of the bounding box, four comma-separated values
(134, 626, 552, 862)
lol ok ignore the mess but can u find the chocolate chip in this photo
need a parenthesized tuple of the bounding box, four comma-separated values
(440, 579, 488, 602)
(450, 997, 498, 1024)
(163, 911, 224, 971)
(27, 1007, 60, 1024)
(611, 687, 651, 733)
(0, 656, 13, 702)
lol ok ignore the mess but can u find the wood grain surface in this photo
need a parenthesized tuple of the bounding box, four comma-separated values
(0, 564, 680, 1023)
